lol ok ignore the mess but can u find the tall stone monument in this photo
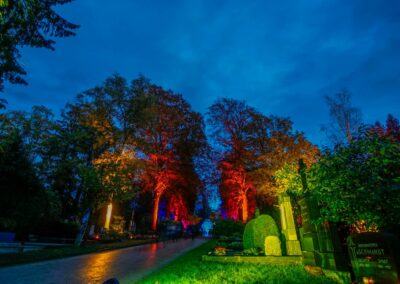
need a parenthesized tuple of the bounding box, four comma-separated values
(279, 193, 302, 255)
(299, 195, 348, 272)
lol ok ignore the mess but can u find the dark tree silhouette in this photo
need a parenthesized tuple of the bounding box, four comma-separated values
(0, 130, 47, 235)
(0, 0, 78, 91)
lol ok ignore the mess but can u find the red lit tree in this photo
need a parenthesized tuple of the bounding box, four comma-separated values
(208, 98, 257, 222)
(208, 98, 318, 221)
(369, 114, 400, 143)
(167, 193, 189, 222)
(141, 153, 183, 230)
(219, 161, 256, 222)
(130, 77, 206, 230)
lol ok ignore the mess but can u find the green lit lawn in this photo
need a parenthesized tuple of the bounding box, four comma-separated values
(138, 241, 336, 284)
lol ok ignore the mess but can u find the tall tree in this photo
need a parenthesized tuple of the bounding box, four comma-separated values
(0, 0, 78, 91)
(208, 98, 318, 221)
(130, 77, 206, 230)
(322, 90, 362, 145)
(0, 130, 47, 235)
(55, 75, 142, 221)
(207, 98, 257, 222)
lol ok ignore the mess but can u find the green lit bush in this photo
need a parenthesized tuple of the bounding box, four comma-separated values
(243, 219, 255, 249)
(243, 214, 280, 251)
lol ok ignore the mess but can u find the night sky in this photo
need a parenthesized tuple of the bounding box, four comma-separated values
(4, 0, 400, 145)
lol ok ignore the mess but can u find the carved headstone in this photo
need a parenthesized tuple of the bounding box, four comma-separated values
(348, 233, 400, 284)
(279, 193, 302, 255)
(265, 236, 282, 256)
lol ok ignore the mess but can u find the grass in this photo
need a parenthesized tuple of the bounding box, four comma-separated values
(0, 239, 154, 267)
(138, 241, 337, 284)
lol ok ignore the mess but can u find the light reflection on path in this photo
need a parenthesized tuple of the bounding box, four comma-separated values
(0, 238, 207, 284)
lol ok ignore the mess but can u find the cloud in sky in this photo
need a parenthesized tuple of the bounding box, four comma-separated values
(4, 0, 400, 144)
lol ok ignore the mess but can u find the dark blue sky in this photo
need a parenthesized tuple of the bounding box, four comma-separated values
(4, 0, 400, 144)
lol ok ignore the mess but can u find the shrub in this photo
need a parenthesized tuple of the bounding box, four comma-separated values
(110, 216, 126, 233)
(243, 247, 263, 256)
(212, 219, 244, 238)
(243, 214, 280, 251)
(243, 219, 255, 249)
(265, 236, 282, 256)
(227, 241, 243, 251)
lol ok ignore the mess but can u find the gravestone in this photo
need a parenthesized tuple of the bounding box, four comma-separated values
(279, 193, 301, 255)
(265, 236, 282, 256)
(348, 232, 400, 284)
(299, 195, 348, 271)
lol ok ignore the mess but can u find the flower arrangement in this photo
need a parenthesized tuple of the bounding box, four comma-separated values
(213, 247, 226, 256)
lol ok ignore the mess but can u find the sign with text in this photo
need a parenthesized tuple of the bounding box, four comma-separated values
(348, 233, 399, 284)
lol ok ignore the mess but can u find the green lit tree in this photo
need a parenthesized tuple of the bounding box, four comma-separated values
(309, 126, 400, 231)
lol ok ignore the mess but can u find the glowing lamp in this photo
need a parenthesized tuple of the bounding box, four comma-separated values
(104, 203, 113, 229)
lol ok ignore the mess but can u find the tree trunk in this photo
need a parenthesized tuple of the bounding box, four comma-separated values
(74, 209, 91, 246)
(242, 192, 248, 223)
(174, 208, 179, 221)
(152, 193, 161, 231)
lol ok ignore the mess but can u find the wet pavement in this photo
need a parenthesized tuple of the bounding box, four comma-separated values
(0, 238, 207, 284)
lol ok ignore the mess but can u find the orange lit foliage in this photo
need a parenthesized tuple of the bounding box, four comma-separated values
(92, 146, 138, 197)
(248, 116, 319, 206)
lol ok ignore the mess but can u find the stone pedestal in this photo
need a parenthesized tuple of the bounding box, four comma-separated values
(279, 193, 302, 255)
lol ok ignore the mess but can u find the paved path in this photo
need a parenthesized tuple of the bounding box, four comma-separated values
(0, 238, 207, 284)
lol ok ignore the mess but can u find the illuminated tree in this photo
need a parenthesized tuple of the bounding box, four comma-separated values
(61, 75, 142, 222)
(219, 162, 256, 222)
(274, 163, 302, 196)
(369, 114, 400, 143)
(92, 147, 140, 199)
(130, 77, 206, 230)
(167, 193, 189, 222)
(248, 115, 319, 207)
(309, 124, 400, 231)
(208, 98, 257, 222)
(208, 98, 318, 221)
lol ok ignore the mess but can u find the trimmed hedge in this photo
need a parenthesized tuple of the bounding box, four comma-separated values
(243, 219, 255, 249)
